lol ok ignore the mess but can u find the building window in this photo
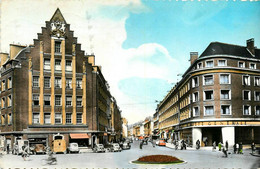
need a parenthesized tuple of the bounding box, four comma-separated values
(220, 74, 230, 84)
(193, 107, 199, 116)
(55, 113, 62, 124)
(33, 94, 39, 106)
(205, 60, 213, 68)
(204, 106, 214, 116)
(243, 75, 250, 86)
(238, 61, 245, 68)
(243, 105, 251, 115)
(256, 106, 260, 115)
(55, 59, 61, 71)
(192, 77, 199, 88)
(249, 63, 256, 69)
(33, 113, 40, 124)
(44, 58, 51, 70)
(2, 98, 5, 108)
(44, 95, 51, 106)
(243, 90, 250, 100)
(221, 105, 231, 115)
(76, 79, 82, 89)
(76, 96, 82, 107)
(76, 113, 82, 124)
(55, 41, 61, 53)
(66, 78, 72, 89)
(1, 115, 5, 125)
(220, 90, 230, 100)
(218, 60, 226, 66)
(204, 90, 213, 100)
(66, 96, 72, 106)
(65, 60, 72, 71)
(7, 95, 12, 107)
(193, 92, 199, 102)
(8, 77, 12, 89)
(2, 80, 5, 91)
(55, 95, 61, 106)
(44, 113, 51, 124)
(55, 77, 61, 88)
(44, 77, 51, 88)
(204, 75, 213, 85)
(8, 113, 12, 124)
(255, 77, 260, 86)
(255, 92, 260, 101)
(198, 62, 203, 69)
(33, 76, 39, 87)
(66, 113, 72, 124)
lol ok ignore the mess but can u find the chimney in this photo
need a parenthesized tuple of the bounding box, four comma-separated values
(246, 38, 255, 56)
(10, 44, 26, 60)
(87, 55, 95, 66)
(0, 53, 9, 67)
(190, 52, 198, 65)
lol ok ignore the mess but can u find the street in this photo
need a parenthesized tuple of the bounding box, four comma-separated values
(0, 141, 259, 169)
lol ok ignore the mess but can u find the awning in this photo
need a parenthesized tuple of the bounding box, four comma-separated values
(70, 133, 90, 139)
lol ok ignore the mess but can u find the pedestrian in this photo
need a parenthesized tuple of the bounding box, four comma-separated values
(239, 142, 243, 154)
(140, 140, 143, 149)
(222, 144, 228, 158)
(205, 138, 208, 146)
(225, 140, 229, 151)
(21, 145, 29, 161)
(212, 141, 216, 151)
(251, 142, 256, 154)
(218, 142, 222, 151)
(236, 143, 239, 154)
(6, 144, 9, 154)
(233, 144, 236, 154)
(196, 139, 200, 150)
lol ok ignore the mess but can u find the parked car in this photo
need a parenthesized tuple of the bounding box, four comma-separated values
(122, 142, 131, 150)
(93, 144, 105, 153)
(158, 139, 166, 146)
(111, 143, 122, 152)
(67, 143, 79, 153)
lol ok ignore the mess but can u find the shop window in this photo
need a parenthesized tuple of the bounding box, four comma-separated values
(55, 113, 62, 124)
(220, 90, 230, 100)
(55, 77, 61, 88)
(66, 113, 72, 124)
(238, 61, 245, 68)
(44, 77, 51, 88)
(220, 74, 230, 84)
(44, 58, 51, 70)
(66, 96, 72, 106)
(76, 113, 82, 124)
(33, 76, 39, 87)
(204, 90, 213, 100)
(243, 105, 251, 115)
(243, 75, 250, 86)
(44, 95, 51, 106)
(256, 106, 260, 115)
(76, 96, 82, 107)
(203, 75, 213, 85)
(66, 78, 72, 89)
(205, 60, 213, 68)
(76, 79, 82, 89)
(33, 113, 40, 124)
(204, 106, 214, 116)
(65, 60, 72, 71)
(44, 113, 51, 124)
(55, 95, 61, 106)
(192, 77, 199, 88)
(218, 60, 226, 66)
(221, 105, 231, 115)
(55, 59, 61, 71)
(55, 41, 61, 53)
(243, 90, 250, 100)
(193, 107, 199, 116)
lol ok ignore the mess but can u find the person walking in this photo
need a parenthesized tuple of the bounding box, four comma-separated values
(251, 142, 256, 154)
(233, 143, 236, 154)
(139, 140, 143, 149)
(236, 143, 239, 154)
(239, 142, 243, 154)
(21, 145, 29, 161)
(212, 141, 216, 151)
(196, 139, 200, 150)
(225, 140, 229, 151)
(222, 144, 228, 158)
(218, 142, 222, 151)
(6, 144, 9, 154)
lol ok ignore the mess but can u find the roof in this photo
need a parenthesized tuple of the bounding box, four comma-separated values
(200, 42, 260, 59)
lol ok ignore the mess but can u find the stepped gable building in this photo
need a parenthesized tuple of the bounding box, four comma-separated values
(0, 8, 122, 150)
(154, 38, 260, 147)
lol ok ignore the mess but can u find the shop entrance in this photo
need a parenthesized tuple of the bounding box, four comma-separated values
(202, 127, 222, 146)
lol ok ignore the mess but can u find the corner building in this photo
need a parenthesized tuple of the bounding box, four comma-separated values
(0, 9, 122, 150)
(155, 39, 260, 147)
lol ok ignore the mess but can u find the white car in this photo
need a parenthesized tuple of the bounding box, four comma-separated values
(111, 143, 122, 152)
(67, 143, 79, 153)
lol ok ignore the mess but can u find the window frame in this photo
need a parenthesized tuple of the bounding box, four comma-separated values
(243, 90, 251, 100)
(44, 113, 51, 124)
(65, 60, 72, 72)
(55, 41, 61, 53)
(55, 95, 62, 106)
(44, 58, 51, 70)
(204, 105, 214, 116)
(66, 95, 72, 106)
(238, 61, 245, 68)
(204, 90, 214, 101)
(192, 77, 199, 88)
(55, 113, 62, 124)
(76, 96, 82, 107)
(254, 91, 260, 101)
(76, 79, 82, 89)
(7, 77, 12, 89)
(243, 105, 251, 115)
(203, 74, 214, 85)
(249, 62, 256, 69)
(66, 113, 72, 124)
(66, 78, 72, 89)
(44, 77, 51, 88)
(221, 105, 232, 115)
(7, 95, 12, 107)
(44, 95, 51, 106)
(254, 76, 260, 86)
(76, 113, 82, 124)
(55, 59, 61, 71)
(33, 113, 40, 124)
(255, 106, 260, 116)
(55, 77, 62, 88)
(218, 59, 227, 67)
(205, 60, 214, 68)
(242, 75, 250, 86)
(193, 92, 199, 102)
(33, 76, 39, 87)
(197, 62, 203, 69)
(219, 73, 231, 84)
(193, 106, 200, 117)
(220, 90, 231, 100)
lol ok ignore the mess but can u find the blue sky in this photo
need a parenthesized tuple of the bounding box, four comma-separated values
(1, 0, 260, 124)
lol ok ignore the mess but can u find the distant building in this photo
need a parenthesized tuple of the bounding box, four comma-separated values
(122, 117, 128, 138)
(154, 39, 260, 147)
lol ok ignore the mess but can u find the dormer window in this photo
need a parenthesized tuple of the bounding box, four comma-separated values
(218, 60, 226, 66)
(238, 61, 245, 68)
(205, 60, 213, 68)
(55, 41, 61, 53)
(249, 63, 256, 69)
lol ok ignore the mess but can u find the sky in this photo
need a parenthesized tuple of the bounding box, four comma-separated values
(0, 0, 260, 124)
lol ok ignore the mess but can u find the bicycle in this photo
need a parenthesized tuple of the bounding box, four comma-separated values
(41, 156, 57, 165)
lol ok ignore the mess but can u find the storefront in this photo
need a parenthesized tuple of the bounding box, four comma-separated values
(69, 133, 90, 147)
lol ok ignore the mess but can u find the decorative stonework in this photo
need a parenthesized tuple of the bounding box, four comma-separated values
(51, 20, 66, 38)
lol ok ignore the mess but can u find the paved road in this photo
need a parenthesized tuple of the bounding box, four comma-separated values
(0, 141, 259, 169)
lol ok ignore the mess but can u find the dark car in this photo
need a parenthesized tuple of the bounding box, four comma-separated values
(93, 144, 105, 153)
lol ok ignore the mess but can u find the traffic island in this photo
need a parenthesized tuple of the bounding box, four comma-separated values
(132, 155, 185, 164)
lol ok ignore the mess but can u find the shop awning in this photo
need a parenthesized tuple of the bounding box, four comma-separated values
(70, 133, 90, 139)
